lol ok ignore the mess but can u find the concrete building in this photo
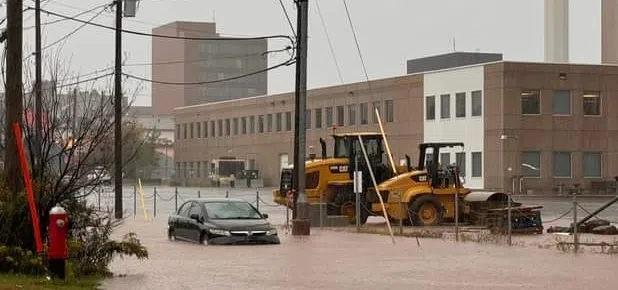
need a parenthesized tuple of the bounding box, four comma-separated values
(174, 52, 618, 195)
(151, 21, 268, 115)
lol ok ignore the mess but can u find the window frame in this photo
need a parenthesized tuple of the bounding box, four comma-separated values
(521, 151, 541, 178)
(471, 152, 482, 178)
(471, 90, 482, 117)
(583, 152, 602, 179)
(553, 151, 572, 178)
(552, 89, 571, 116)
(521, 89, 541, 115)
(582, 91, 601, 116)
(385, 100, 394, 122)
(425, 96, 435, 120)
(440, 94, 450, 119)
(455, 92, 466, 118)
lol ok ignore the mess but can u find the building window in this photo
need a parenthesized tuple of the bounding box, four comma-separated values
(553, 90, 571, 115)
(225, 119, 230, 136)
(553, 152, 571, 178)
(385, 100, 394, 122)
(258, 115, 264, 133)
(455, 92, 466, 118)
(285, 112, 292, 131)
(315, 108, 322, 129)
(583, 152, 602, 178)
(521, 151, 541, 177)
(176, 124, 180, 139)
(249, 116, 255, 133)
(440, 153, 450, 166)
(583, 91, 601, 116)
(359, 103, 368, 124)
(426, 96, 435, 120)
(233, 118, 239, 135)
(203, 121, 208, 138)
(241, 117, 247, 134)
(267, 114, 273, 132)
(305, 109, 311, 129)
(348, 104, 356, 125)
(183, 124, 187, 139)
(326, 107, 333, 127)
(337, 105, 344, 126)
(471, 90, 482, 116)
(440, 94, 450, 119)
(210, 121, 215, 137)
(372, 101, 381, 123)
(521, 89, 540, 115)
(456, 152, 465, 177)
(276, 113, 282, 132)
(471, 152, 482, 177)
(190, 123, 194, 138)
(196, 122, 201, 138)
(218, 120, 223, 136)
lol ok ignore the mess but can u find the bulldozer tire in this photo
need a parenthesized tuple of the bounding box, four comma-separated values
(409, 195, 443, 226)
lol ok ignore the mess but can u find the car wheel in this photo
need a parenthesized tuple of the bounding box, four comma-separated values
(168, 227, 176, 241)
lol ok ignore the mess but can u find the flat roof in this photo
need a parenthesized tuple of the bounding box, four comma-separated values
(174, 59, 618, 112)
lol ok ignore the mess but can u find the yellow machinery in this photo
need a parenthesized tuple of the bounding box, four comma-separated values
(272, 133, 410, 223)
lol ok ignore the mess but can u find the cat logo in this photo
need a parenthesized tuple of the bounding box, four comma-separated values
(329, 165, 349, 173)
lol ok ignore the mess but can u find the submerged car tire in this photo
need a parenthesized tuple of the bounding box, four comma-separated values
(168, 227, 176, 241)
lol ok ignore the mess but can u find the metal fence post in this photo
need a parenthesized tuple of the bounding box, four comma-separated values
(175, 187, 178, 212)
(226, 190, 229, 198)
(133, 185, 137, 217)
(398, 197, 403, 235)
(573, 185, 579, 254)
(198, 190, 201, 198)
(319, 191, 323, 228)
(455, 190, 459, 242)
(154, 187, 157, 217)
(256, 191, 260, 212)
(97, 188, 101, 211)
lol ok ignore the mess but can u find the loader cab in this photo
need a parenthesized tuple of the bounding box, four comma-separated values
(332, 133, 392, 185)
(417, 142, 465, 189)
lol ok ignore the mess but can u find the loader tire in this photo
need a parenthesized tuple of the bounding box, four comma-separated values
(409, 195, 443, 226)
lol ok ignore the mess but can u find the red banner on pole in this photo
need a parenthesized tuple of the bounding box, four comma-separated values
(13, 122, 44, 254)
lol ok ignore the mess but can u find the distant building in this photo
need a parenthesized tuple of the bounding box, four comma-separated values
(151, 21, 268, 115)
(174, 52, 618, 196)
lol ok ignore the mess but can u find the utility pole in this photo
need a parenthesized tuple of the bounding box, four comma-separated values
(292, 0, 310, 236)
(114, 0, 124, 219)
(35, 0, 43, 177)
(6, 0, 25, 194)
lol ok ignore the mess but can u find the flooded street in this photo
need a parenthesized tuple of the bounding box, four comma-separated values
(97, 186, 618, 289)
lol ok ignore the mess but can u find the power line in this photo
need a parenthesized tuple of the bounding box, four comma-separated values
(23, 2, 111, 31)
(342, 0, 370, 83)
(27, 6, 294, 43)
(123, 57, 296, 86)
(54, 72, 114, 88)
(23, 3, 112, 61)
(315, 0, 344, 84)
(278, 0, 296, 38)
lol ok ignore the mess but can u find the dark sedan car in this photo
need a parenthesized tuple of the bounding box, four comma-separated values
(167, 197, 280, 245)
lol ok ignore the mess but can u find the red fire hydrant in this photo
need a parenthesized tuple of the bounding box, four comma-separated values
(48, 204, 68, 279)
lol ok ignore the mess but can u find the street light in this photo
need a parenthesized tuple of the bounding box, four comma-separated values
(500, 133, 518, 247)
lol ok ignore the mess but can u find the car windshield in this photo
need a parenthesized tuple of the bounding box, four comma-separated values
(203, 201, 263, 219)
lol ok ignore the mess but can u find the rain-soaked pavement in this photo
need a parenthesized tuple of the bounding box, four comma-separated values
(95, 186, 618, 290)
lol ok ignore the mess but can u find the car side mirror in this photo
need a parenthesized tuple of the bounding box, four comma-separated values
(190, 213, 201, 222)
(262, 213, 269, 219)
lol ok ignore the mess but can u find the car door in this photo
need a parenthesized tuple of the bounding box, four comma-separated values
(187, 202, 204, 242)
(174, 201, 192, 240)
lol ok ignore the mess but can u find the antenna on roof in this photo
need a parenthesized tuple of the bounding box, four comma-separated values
(452, 37, 456, 52)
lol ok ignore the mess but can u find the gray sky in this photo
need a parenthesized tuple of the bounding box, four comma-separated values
(16, 0, 602, 106)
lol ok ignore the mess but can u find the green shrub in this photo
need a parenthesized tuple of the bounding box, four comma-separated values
(0, 244, 46, 275)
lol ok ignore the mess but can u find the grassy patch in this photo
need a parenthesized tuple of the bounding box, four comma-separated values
(0, 273, 102, 290)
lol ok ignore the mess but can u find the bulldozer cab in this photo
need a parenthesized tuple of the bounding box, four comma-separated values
(332, 133, 393, 186)
(417, 142, 465, 189)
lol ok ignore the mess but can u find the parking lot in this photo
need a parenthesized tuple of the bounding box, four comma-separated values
(95, 186, 618, 290)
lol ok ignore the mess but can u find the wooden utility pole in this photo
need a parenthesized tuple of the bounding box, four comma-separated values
(292, 0, 310, 236)
(114, 0, 123, 219)
(5, 0, 24, 194)
(35, 0, 43, 177)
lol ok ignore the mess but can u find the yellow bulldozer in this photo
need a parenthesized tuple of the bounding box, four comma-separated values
(273, 134, 543, 233)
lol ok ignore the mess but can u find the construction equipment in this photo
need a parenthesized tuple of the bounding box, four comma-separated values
(365, 141, 543, 232)
(272, 133, 411, 223)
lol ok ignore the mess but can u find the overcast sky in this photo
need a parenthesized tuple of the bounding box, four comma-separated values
(12, 0, 603, 106)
